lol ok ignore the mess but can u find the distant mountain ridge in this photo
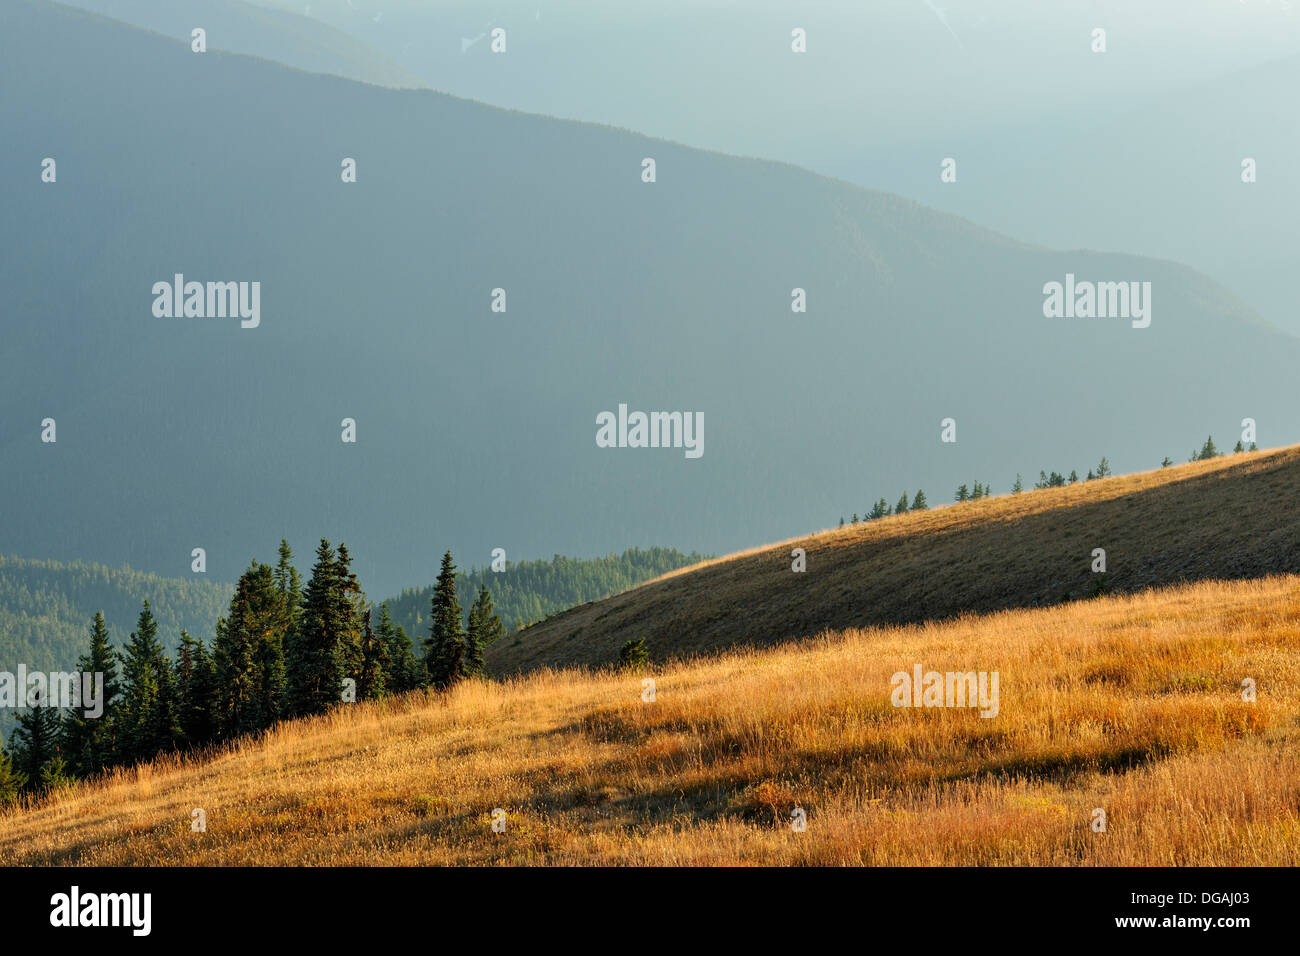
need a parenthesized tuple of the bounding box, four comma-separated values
(55, 0, 427, 88)
(3, 0, 1300, 598)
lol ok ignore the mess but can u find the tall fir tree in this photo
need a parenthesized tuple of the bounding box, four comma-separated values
(465, 586, 504, 677)
(177, 631, 218, 747)
(358, 609, 389, 700)
(0, 734, 23, 806)
(910, 489, 928, 511)
(11, 692, 64, 792)
(894, 491, 909, 514)
(117, 601, 182, 764)
(60, 611, 120, 777)
(377, 603, 420, 692)
(425, 551, 466, 689)
(334, 544, 366, 693)
(214, 563, 286, 738)
(286, 539, 346, 717)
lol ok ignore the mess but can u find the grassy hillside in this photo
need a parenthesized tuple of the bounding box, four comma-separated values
(3, 573, 1295, 865)
(488, 446, 1300, 674)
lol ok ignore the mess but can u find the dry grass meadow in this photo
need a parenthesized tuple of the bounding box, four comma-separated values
(3, 574, 1298, 865)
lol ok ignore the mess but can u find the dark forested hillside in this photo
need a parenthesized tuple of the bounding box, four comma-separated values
(0, 555, 229, 672)
(386, 547, 704, 637)
(0, 554, 229, 739)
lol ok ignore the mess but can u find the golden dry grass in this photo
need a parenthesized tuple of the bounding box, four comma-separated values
(4, 574, 1298, 865)
(489, 445, 1300, 674)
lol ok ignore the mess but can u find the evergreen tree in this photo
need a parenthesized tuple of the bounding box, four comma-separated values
(177, 631, 218, 747)
(38, 753, 75, 794)
(1095, 456, 1112, 477)
(213, 562, 284, 737)
(117, 602, 181, 764)
(1011, 474, 1023, 494)
(358, 609, 389, 700)
(466, 586, 503, 677)
(334, 544, 367, 698)
(851, 513, 859, 524)
(911, 489, 928, 511)
(1198, 437, 1218, 460)
(286, 540, 347, 717)
(274, 538, 303, 633)
(1160, 457, 1172, 468)
(1233, 440, 1244, 453)
(0, 735, 23, 806)
(1068, 470, 1079, 484)
(972, 481, 984, 499)
(1250, 442, 1258, 451)
(425, 551, 466, 689)
(869, 499, 890, 519)
(60, 611, 120, 776)
(838, 517, 844, 527)
(11, 691, 63, 791)
(894, 492, 909, 514)
(377, 604, 419, 693)
(955, 484, 969, 502)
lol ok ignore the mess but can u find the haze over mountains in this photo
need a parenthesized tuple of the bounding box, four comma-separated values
(215, 0, 1300, 337)
(4, 0, 1298, 597)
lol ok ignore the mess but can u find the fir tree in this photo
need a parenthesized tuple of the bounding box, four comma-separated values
(1095, 456, 1112, 477)
(60, 611, 120, 776)
(911, 489, 928, 511)
(894, 492, 909, 514)
(334, 544, 367, 697)
(177, 631, 218, 747)
(972, 481, 984, 499)
(0, 735, 24, 806)
(425, 551, 466, 689)
(286, 540, 347, 717)
(117, 601, 181, 764)
(1068, 470, 1079, 484)
(1011, 474, 1023, 494)
(1198, 437, 1218, 460)
(1233, 440, 1244, 453)
(274, 538, 303, 633)
(466, 586, 503, 677)
(955, 484, 969, 502)
(214, 562, 284, 737)
(12, 691, 63, 791)
(377, 604, 419, 693)
(38, 753, 75, 794)
(869, 498, 890, 519)
(358, 609, 389, 700)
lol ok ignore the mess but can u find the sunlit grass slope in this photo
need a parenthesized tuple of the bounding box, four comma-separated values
(489, 446, 1300, 674)
(3, 575, 1297, 866)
